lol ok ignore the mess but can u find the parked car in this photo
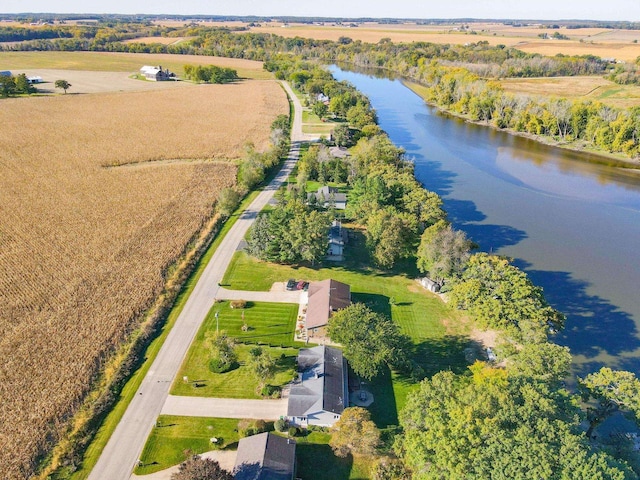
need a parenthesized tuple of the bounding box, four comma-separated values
(286, 279, 297, 291)
(296, 280, 306, 290)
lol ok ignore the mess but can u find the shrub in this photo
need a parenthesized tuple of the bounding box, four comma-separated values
(274, 418, 288, 432)
(230, 299, 247, 309)
(237, 418, 267, 438)
(208, 357, 234, 374)
(288, 426, 299, 437)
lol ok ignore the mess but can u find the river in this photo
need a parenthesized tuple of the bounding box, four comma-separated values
(330, 66, 640, 377)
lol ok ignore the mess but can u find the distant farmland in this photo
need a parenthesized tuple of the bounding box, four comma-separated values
(0, 80, 288, 478)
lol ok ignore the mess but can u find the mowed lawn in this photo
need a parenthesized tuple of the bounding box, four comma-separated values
(222, 249, 469, 418)
(171, 301, 301, 398)
(135, 416, 240, 475)
(136, 416, 375, 478)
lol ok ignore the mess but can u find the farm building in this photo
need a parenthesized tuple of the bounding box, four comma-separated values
(287, 345, 349, 427)
(0, 70, 11, 77)
(305, 279, 351, 332)
(234, 432, 296, 480)
(307, 185, 347, 210)
(27, 76, 43, 84)
(139, 65, 175, 81)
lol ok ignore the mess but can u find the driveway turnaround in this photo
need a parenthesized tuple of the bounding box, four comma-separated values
(89, 83, 307, 480)
(161, 395, 288, 420)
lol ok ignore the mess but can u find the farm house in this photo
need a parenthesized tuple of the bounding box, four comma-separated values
(139, 65, 175, 81)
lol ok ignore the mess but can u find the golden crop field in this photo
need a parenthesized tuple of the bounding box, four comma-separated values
(499, 76, 640, 109)
(0, 80, 288, 478)
(0, 51, 273, 79)
(243, 21, 640, 61)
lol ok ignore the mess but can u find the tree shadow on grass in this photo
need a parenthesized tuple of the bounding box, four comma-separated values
(296, 444, 353, 480)
(412, 334, 478, 378)
(351, 292, 392, 318)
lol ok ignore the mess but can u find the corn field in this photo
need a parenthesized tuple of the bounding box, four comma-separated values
(0, 80, 288, 478)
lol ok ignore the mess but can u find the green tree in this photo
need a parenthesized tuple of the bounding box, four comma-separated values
(205, 331, 237, 374)
(246, 347, 276, 390)
(312, 101, 328, 119)
(328, 303, 412, 380)
(0, 75, 15, 98)
(216, 187, 242, 217)
(579, 368, 640, 438)
(332, 123, 353, 147)
(171, 455, 234, 480)
(416, 220, 473, 287)
(330, 407, 380, 457)
(371, 457, 410, 480)
(449, 253, 565, 344)
(55, 79, 71, 94)
(365, 208, 417, 269)
(509, 342, 572, 384)
(398, 364, 634, 480)
(14, 73, 35, 95)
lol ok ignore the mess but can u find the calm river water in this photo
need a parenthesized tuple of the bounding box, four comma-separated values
(331, 66, 640, 376)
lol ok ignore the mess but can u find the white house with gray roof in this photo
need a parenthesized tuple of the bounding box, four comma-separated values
(287, 345, 348, 427)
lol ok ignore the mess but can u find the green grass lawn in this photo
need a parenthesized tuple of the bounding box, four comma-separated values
(135, 416, 240, 475)
(172, 344, 298, 398)
(135, 417, 376, 478)
(295, 431, 376, 480)
(171, 300, 303, 398)
(221, 248, 469, 419)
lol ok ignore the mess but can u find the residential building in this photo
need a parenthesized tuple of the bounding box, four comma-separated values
(287, 345, 349, 427)
(234, 432, 296, 480)
(305, 279, 350, 331)
(307, 185, 347, 210)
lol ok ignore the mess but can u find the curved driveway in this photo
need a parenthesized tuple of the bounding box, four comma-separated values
(89, 82, 308, 480)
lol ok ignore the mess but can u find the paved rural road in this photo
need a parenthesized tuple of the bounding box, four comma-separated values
(89, 82, 308, 480)
(161, 395, 288, 419)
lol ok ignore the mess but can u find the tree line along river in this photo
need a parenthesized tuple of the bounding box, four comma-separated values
(330, 66, 640, 377)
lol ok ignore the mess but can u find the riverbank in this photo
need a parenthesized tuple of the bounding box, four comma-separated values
(403, 80, 640, 171)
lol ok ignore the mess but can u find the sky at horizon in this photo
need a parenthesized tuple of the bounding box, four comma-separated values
(1, 0, 640, 22)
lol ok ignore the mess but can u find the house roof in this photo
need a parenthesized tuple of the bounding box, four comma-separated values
(305, 279, 350, 330)
(288, 346, 346, 417)
(307, 186, 347, 205)
(234, 432, 296, 480)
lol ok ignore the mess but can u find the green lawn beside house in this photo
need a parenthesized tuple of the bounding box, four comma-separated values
(171, 300, 302, 398)
(135, 416, 240, 475)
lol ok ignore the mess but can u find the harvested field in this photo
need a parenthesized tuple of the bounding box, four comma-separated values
(0, 80, 288, 478)
(513, 40, 640, 63)
(499, 76, 640, 109)
(0, 51, 273, 79)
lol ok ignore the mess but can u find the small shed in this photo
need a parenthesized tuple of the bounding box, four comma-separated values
(419, 277, 441, 293)
(0, 70, 11, 77)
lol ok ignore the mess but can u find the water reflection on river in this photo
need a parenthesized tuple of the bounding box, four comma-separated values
(331, 66, 640, 376)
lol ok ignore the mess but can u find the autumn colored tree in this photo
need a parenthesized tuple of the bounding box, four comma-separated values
(330, 407, 380, 457)
(171, 455, 233, 480)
